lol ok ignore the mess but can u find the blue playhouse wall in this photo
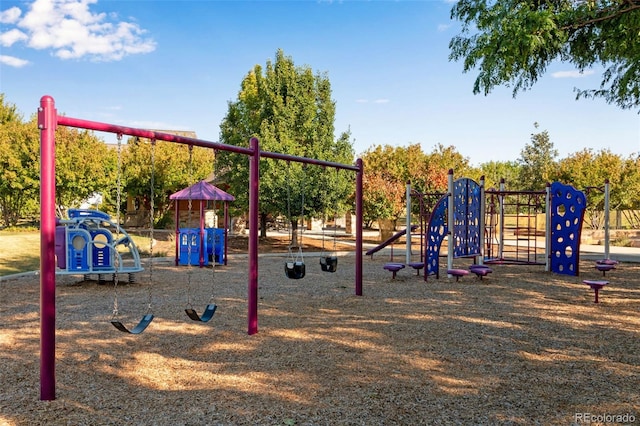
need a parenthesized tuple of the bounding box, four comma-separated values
(206, 228, 225, 264)
(179, 227, 225, 266)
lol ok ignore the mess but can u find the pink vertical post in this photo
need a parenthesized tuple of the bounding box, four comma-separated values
(248, 137, 260, 334)
(199, 200, 205, 267)
(174, 201, 180, 266)
(224, 202, 229, 265)
(355, 158, 363, 296)
(38, 95, 57, 400)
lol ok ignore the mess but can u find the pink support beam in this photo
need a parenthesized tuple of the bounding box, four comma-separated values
(38, 95, 57, 401)
(355, 158, 363, 296)
(174, 203, 180, 266)
(248, 137, 260, 335)
(199, 200, 205, 267)
(224, 202, 229, 265)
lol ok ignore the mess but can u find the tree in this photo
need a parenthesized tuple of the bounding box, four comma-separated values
(449, 0, 640, 109)
(0, 96, 39, 227)
(360, 143, 471, 227)
(122, 138, 215, 225)
(617, 154, 640, 228)
(556, 148, 624, 228)
(426, 143, 472, 187)
(0, 94, 116, 226)
(218, 49, 354, 239)
(479, 160, 522, 190)
(517, 123, 558, 190)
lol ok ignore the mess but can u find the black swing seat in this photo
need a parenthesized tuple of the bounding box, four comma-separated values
(320, 255, 338, 273)
(285, 261, 306, 279)
(111, 313, 154, 334)
(185, 304, 217, 322)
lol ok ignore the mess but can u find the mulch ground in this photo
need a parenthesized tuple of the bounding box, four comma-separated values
(1, 237, 639, 425)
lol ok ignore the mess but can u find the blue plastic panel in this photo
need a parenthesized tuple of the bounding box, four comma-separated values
(550, 182, 586, 276)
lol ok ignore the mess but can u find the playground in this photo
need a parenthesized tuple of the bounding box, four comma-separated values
(1, 251, 639, 425)
(4, 95, 637, 424)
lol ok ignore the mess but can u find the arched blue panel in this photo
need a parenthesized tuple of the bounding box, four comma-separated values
(453, 178, 481, 258)
(426, 195, 448, 277)
(550, 182, 586, 276)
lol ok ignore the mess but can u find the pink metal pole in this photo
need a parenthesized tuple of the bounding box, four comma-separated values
(355, 158, 363, 296)
(199, 200, 205, 267)
(248, 137, 260, 335)
(38, 95, 57, 400)
(224, 202, 229, 265)
(175, 201, 180, 266)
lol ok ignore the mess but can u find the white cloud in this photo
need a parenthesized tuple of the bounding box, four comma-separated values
(0, 6, 22, 24)
(355, 98, 390, 104)
(437, 23, 451, 32)
(551, 70, 595, 79)
(0, 28, 28, 47)
(1, 0, 156, 63)
(0, 55, 30, 67)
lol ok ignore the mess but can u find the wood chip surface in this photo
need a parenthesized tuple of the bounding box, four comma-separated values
(1, 247, 639, 425)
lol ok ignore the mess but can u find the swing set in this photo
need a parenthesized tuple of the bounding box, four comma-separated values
(38, 95, 364, 401)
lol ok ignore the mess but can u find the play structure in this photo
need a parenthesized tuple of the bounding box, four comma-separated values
(375, 169, 589, 280)
(37, 95, 363, 400)
(55, 208, 143, 280)
(169, 180, 234, 267)
(484, 179, 547, 265)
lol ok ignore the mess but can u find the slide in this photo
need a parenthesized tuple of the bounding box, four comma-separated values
(365, 225, 418, 257)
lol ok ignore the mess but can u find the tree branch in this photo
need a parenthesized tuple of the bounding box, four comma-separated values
(560, 1, 640, 30)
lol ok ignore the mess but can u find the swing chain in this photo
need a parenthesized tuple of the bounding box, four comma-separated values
(112, 133, 123, 319)
(147, 139, 156, 313)
(209, 150, 217, 302)
(186, 145, 194, 308)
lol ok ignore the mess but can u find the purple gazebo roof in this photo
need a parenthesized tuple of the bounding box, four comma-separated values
(169, 180, 235, 201)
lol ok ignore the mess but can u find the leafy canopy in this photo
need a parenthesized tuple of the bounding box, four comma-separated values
(218, 49, 354, 235)
(449, 0, 640, 109)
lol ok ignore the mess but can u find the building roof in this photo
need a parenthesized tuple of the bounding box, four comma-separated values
(169, 180, 235, 201)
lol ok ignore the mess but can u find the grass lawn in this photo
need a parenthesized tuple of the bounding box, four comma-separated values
(0, 231, 166, 277)
(0, 232, 40, 276)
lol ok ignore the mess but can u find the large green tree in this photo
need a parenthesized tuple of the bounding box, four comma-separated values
(0, 96, 39, 227)
(517, 123, 558, 190)
(0, 94, 120, 226)
(218, 49, 354, 239)
(449, 0, 640, 109)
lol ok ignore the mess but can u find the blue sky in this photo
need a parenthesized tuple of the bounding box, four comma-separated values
(1, 0, 639, 166)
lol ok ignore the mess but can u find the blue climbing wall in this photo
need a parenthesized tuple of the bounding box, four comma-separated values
(550, 182, 586, 276)
(452, 178, 482, 258)
(426, 195, 448, 277)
